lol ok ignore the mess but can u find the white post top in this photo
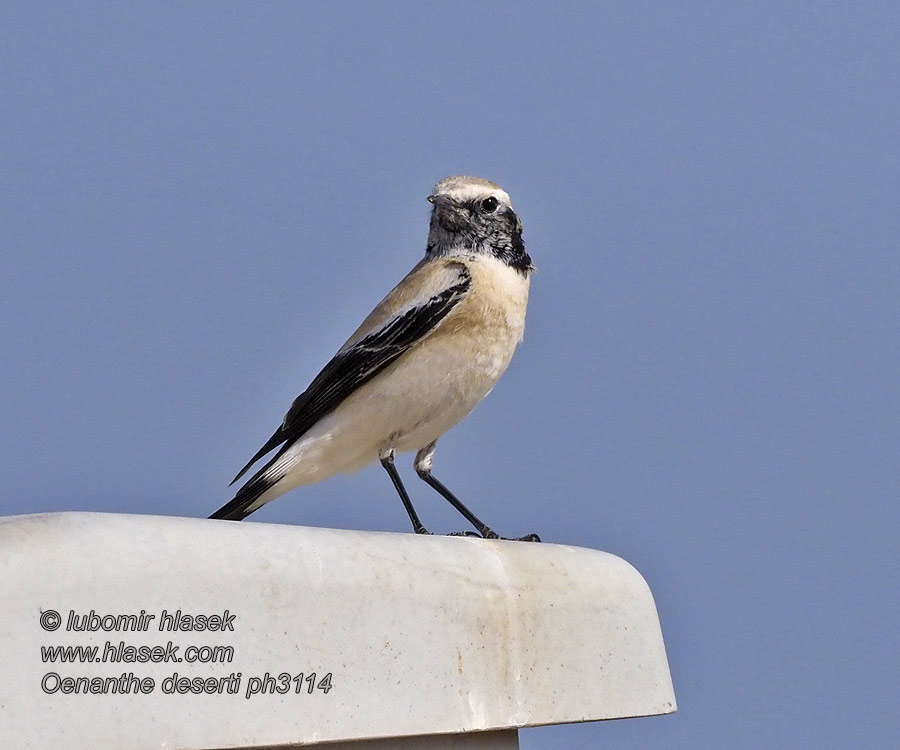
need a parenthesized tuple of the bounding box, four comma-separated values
(0, 512, 675, 749)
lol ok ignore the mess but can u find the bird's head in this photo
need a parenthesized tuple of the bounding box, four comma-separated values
(425, 175, 533, 275)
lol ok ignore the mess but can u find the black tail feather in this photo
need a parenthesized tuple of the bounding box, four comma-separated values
(210, 452, 285, 521)
(229, 426, 285, 486)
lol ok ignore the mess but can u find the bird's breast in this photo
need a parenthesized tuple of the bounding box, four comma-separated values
(405, 254, 530, 400)
(327, 254, 531, 456)
(447, 254, 531, 343)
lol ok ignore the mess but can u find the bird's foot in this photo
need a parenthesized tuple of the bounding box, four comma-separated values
(413, 526, 433, 535)
(457, 529, 541, 542)
(443, 529, 540, 542)
(501, 533, 542, 543)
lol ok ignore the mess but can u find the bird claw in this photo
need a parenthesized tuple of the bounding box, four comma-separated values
(447, 530, 541, 542)
(502, 533, 542, 543)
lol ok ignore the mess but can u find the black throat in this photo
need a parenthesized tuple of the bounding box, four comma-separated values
(425, 205, 533, 276)
(487, 207, 532, 275)
(494, 224, 533, 275)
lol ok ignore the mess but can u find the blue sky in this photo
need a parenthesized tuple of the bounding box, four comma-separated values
(2, 2, 898, 747)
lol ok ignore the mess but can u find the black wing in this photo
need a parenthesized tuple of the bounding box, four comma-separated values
(209, 265, 471, 521)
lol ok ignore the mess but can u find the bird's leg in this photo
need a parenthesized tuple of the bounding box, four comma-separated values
(410, 442, 497, 539)
(414, 443, 541, 542)
(380, 449, 430, 535)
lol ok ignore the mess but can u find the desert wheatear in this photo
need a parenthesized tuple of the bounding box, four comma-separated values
(210, 176, 539, 541)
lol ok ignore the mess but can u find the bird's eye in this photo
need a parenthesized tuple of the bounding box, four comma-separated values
(480, 196, 499, 213)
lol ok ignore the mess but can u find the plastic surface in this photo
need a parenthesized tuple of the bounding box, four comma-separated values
(0, 512, 675, 749)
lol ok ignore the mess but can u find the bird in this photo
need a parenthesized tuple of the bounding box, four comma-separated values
(209, 175, 540, 541)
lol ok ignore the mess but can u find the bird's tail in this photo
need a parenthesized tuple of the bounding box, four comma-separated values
(209, 451, 288, 521)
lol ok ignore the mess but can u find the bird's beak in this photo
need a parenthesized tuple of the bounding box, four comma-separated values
(427, 194, 455, 207)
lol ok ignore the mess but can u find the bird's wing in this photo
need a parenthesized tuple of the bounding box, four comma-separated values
(229, 260, 471, 485)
